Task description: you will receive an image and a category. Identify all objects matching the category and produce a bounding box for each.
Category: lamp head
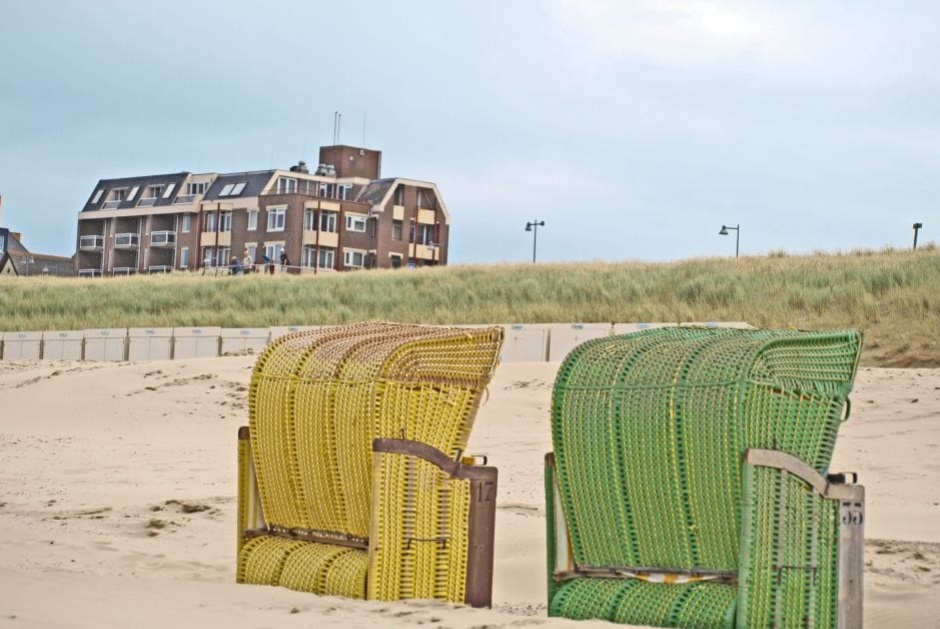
[525,223,532,232]
[914,222,923,229]
[719,226,729,235]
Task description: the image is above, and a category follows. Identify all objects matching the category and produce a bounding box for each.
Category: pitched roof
[82,173,191,212]
[203,171,275,201]
[0,231,74,276]
[5,252,73,276]
[355,178,397,205]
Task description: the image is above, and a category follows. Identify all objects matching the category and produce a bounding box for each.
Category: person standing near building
[242,248,254,274]
[280,251,291,274]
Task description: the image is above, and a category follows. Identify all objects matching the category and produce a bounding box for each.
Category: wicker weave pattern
[238,322,502,603]
[238,535,369,597]
[551,578,736,627]
[737,464,840,628]
[367,450,472,602]
[549,327,861,627]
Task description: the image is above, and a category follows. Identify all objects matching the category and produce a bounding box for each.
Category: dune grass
[2,246,938,367]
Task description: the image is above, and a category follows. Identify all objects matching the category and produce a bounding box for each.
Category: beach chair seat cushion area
[546,327,863,628]
[237,322,503,606]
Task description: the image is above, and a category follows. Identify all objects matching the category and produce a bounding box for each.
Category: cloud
[434,159,616,222]
[543,0,939,85]
[545,0,800,71]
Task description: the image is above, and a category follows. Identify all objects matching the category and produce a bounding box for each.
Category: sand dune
[0,356,937,628]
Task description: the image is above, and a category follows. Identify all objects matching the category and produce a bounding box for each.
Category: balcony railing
[173,194,196,205]
[137,197,157,208]
[78,268,102,277]
[114,233,140,248]
[150,230,176,247]
[79,235,105,251]
[148,265,173,274]
[102,200,122,210]
[113,267,137,276]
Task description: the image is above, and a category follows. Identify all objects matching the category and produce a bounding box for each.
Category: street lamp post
[525,220,545,263]
[719,224,740,258]
[913,222,924,250]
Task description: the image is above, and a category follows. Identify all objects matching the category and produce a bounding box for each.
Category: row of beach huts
[0,322,751,364]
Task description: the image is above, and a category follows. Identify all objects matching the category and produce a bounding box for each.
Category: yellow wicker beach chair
[237,322,503,606]
[545,327,865,628]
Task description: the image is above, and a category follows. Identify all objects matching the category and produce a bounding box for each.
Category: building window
[245,244,257,266]
[146,185,164,200]
[369,217,378,238]
[390,254,402,269]
[180,247,189,267]
[202,247,216,267]
[203,212,218,232]
[344,249,365,268]
[339,185,351,201]
[304,209,317,231]
[392,220,403,241]
[264,243,284,264]
[319,247,335,269]
[162,183,176,199]
[91,189,104,204]
[277,177,298,194]
[181,214,191,233]
[267,207,286,231]
[395,185,404,205]
[412,223,434,245]
[345,214,367,233]
[302,245,316,268]
[247,210,258,231]
[218,246,230,266]
[220,211,232,232]
[186,182,207,196]
[320,211,337,232]
[230,182,246,195]
[220,183,235,196]
[112,188,128,202]
[127,186,139,201]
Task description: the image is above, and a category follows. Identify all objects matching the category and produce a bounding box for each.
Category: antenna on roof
[333,111,338,144]
[362,112,366,148]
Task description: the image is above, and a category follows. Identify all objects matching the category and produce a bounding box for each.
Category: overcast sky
[1,1,936,261]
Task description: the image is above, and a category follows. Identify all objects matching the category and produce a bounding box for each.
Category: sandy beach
[1,356,938,628]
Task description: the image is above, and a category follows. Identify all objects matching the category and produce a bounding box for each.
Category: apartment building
[75,145,450,276]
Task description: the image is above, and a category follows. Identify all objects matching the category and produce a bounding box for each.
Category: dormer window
[102,188,127,209]
[146,185,164,199]
[277,177,297,194]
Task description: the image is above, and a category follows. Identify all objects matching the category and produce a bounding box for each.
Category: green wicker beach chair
[237,322,503,606]
[545,327,864,628]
